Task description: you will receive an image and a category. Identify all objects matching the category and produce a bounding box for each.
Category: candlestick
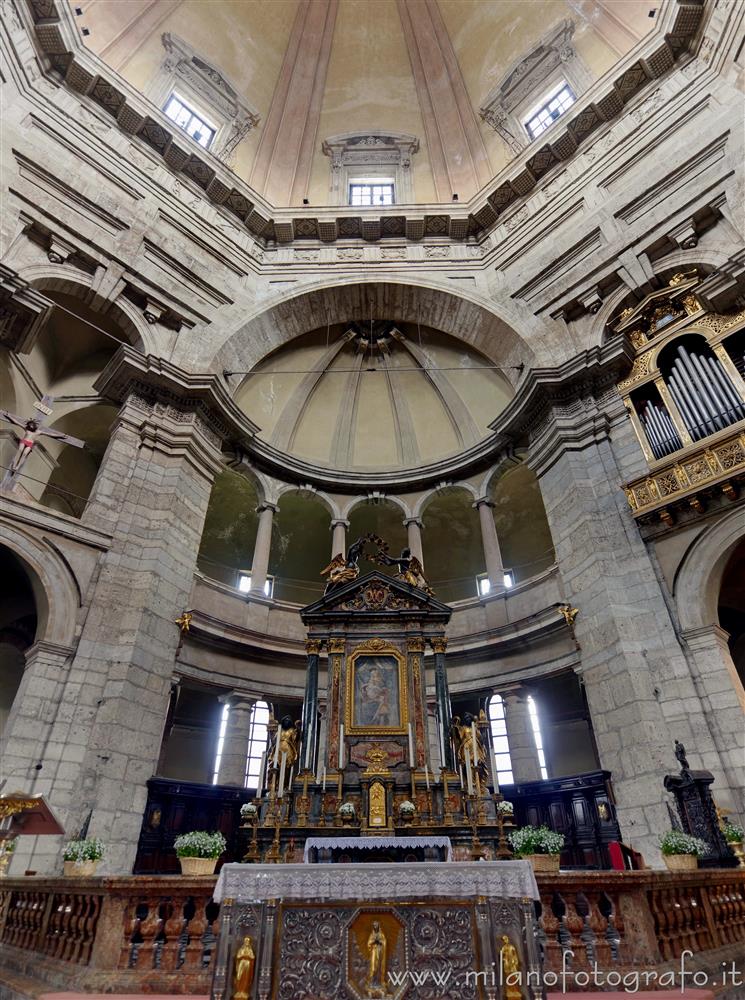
[491,745,500,794]
[471,720,478,767]
[322,766,327,792]
[273,722,281,767]
[288,765,294,789]
[278,751,287,799]
[425,765,430,791]
[257,751,267,796]
[408,723,415,768]
[339,724,345,769]
[465,747,474,796]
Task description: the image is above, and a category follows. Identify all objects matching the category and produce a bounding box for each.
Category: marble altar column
[404,517,425,566]
[330,518,348,558]
[218,693,258,786]
[475,497,506,592]
[250,503,277,595]
[502,689,543,783]
[300,639,322,773]
[430,636,454,770]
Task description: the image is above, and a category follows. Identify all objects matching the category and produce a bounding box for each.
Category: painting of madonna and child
[351,655,403,730]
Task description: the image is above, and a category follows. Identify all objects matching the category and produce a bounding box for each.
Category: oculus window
[523,82,575,140]
[164,93,216,148]
[349,180,395,206]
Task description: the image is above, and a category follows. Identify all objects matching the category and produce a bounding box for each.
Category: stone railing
[536,869,745,982]
[0,869,743,994]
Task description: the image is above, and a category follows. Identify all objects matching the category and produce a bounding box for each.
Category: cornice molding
[20,0,704,247]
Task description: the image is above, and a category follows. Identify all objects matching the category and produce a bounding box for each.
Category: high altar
[211,545,544,999]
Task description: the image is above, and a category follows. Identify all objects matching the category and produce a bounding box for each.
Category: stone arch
[675,506,745,633]
[476,452,525,500]
[0,522,78,648]
[342,493,410,520]
[419,485,484,602]
[413,481,478,519]
[275,483,340,520]
[208,279,534,383]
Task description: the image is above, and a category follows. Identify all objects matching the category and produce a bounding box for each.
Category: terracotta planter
[178,856,218,876]
[63,860,99,877]
[663,853,698,872]
[525,853,560,874]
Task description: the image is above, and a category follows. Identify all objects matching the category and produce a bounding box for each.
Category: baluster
[551,892,573,969]
[185,894,207,971]
[127,902,150,968]
[575,892,597,967]
[152,901,170,969]
[533,899,547,967]
[177,896,196,968]
[598,892,621,962]
[201,899,220,971]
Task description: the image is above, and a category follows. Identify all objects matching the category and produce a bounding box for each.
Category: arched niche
[490,463,555,583]
[718,537,745,689]
[0,546,37,739]
[270,491,331,604]
[197,469,260,589]
[421,487,484,602]
[348,499,408,576]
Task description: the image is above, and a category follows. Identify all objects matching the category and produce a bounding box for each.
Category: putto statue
[321,536,369,593]
[374,545,433,596]
[321,534,435,596]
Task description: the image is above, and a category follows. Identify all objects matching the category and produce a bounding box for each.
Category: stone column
[300,639,322,774]
[57,389,224,874]
[474,497,506,591]
[330,518,348,558]
[250,503,277,595]
[217,693,258,787]
[404,517,424,566]
[502,689,543,783]
[430,636,454,771]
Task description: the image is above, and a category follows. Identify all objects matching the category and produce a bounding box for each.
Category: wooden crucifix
[0,395,85,491]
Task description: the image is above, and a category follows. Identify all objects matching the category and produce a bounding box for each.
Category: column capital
[219,690,259,710]
[499,685,531,703]
[306,638,323,654]
[473,496,494,510]
[407,637,426,653]
[403,516,424,528]
[256,502,279,515]
[430,636,448,654]
[327,637,346,653]
[330,518,350,529]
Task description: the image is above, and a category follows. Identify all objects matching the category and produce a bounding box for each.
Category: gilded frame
[345,639,408,734]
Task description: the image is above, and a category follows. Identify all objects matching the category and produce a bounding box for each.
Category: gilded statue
[499,935,522,1000]
[451,713,489,784]
[271,716,301,769]
[375,546,434,596]
[365,920,388,994]
[232,935,256,1000]
[321,536,368,593]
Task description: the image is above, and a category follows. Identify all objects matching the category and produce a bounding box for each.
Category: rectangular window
[163,93,216,149]
[524,82,575,140]
[488,694,515,785]
[237,572,274,598]
[349,181,395,206]
[477,570,515,596]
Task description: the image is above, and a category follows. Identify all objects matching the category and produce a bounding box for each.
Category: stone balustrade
[0,870,743,995]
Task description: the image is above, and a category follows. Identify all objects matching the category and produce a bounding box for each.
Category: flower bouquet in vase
[173,831,226,875]
[508,825,564,874]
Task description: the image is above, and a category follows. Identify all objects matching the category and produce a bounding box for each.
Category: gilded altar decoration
[174,611,193,632]
[363,748,391,775]
[305,638,322,654]
[368,780,387,827]
[365,920,388,994]
[500,934,523,1000]
[346,640,408,734]
[321,536,369,592]
[372,544,434,596]
[0,795,40,820]
[232,935,255,999]
[556,603,579,626]
[451,714,489,785]
[430,636,448,654]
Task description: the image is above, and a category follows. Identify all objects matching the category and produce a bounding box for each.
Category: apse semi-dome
[234,323,513,472]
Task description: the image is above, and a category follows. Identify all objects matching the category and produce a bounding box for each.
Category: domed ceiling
[74,0,654,206]
[235,322,512,471]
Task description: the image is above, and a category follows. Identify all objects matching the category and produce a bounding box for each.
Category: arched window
[527,695,549,780]
[487,694,514,785]
[212,700,271,788]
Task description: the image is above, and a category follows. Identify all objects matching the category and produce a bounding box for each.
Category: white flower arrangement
[508,824,564,856]
[722,822,744,844]
[496,801,514,816]
[173,831,226,859]
[63,838,105,863]
[240,802,258,820]
[338,802,356,817]
[659,830,709,857]
[399,800,416,815]
[0,838,17,855]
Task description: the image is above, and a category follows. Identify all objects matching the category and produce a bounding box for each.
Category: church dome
[234,322,512,472]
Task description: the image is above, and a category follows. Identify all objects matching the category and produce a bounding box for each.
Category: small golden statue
[500,934,523,1000]
[232,935,255,1000]
[174,611,192,632]
[365,920,388,996]
[556,603,579,627]
[451,713,489,785]
[277,716,301,768]
[321,536,368,592]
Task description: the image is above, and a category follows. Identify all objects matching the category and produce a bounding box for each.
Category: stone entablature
[21,0,703,246]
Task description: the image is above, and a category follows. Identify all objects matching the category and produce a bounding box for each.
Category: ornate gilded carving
[362,748,391,776]
[305,638,322,654]
[430,636,448,654]
[499,935,523,1000]
[406,637,426,653]
[556,604,579,626]
[616,350,652,391]
[174,611,192,632]
[368,780,387,828]
[696,308,745,335]
[327,637,346,653]
[232,935,256,1000]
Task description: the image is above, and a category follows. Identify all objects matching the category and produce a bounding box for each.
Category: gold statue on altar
[451,712,489,784]
[321,537,369,592]
[232,935,256,999]
[500,935,523,1000]
[365,920,388,995]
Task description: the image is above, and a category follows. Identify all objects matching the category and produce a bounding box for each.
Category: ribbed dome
[235,323,512,471]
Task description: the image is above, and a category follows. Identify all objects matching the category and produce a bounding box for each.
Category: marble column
[404,517,424,566]
[217,693,258,787]
[250,503,277,595]
[300,639,322,774]
[475,497,506,592]
[330,518,348,558]
[430,636,453,771]
[502,689,543,783]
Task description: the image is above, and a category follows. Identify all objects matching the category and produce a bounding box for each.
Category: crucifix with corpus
[0,396,85,491]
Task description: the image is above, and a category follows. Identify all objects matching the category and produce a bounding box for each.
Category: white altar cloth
[302,834,453,862]
[213,860,539,903]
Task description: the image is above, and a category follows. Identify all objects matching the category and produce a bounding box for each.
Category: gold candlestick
[441,769,454,826]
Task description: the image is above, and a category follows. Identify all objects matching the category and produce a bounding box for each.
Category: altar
[302,833,454,863]
[211,860,543,1000]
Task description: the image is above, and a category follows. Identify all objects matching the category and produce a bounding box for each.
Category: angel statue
[321,536,368,593]
[376,546,434,596]
[451,712,489,785]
